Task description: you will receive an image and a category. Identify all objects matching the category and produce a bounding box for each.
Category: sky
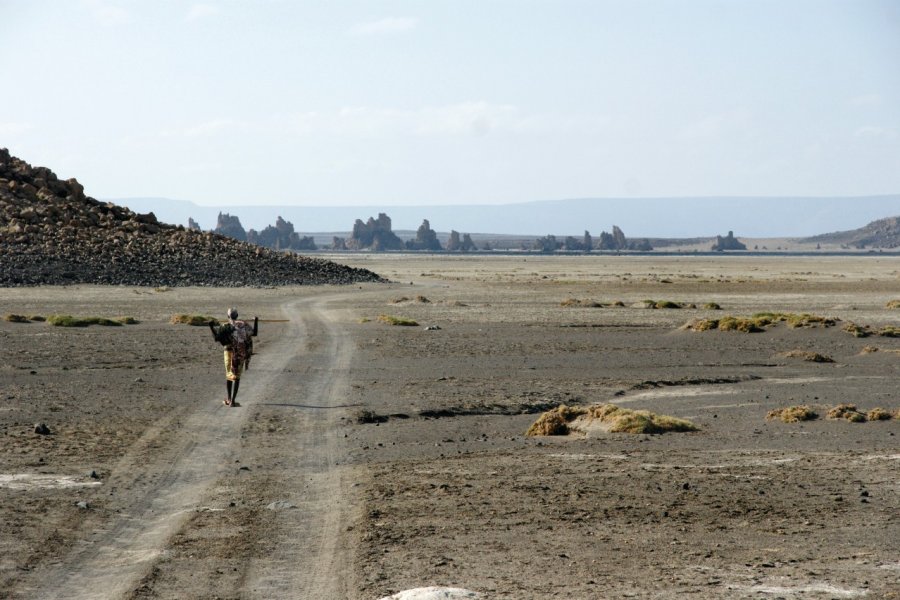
[1,0,899,207]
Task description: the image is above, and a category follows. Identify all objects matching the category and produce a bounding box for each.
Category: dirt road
[11,296,357,600]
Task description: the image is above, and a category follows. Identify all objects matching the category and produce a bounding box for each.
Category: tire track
[240,297,356,599]
[18,301,307,600]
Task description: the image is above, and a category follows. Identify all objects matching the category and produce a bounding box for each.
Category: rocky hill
[802,215,900,249]
[0,149,383,286]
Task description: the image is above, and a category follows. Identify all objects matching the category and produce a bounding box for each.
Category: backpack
[213,323,234,346]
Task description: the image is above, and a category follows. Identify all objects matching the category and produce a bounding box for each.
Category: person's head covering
[227,307,238,320]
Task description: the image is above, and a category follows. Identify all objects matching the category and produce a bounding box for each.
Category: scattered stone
[424,325,442,331]
[34,423,50,435]
[76,501,90,510]
[266,500,297,511]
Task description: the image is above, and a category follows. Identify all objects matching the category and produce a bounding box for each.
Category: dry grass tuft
[844,322,900,338]
[560,298,602,308]
[886,299,900,309]
[826,404,866,422]
[778,350,834,363]
[4,314,29,323]
[377,314,419,326]
[390,296,410,304]
[415,295,431,303]
[170,314,219,326]
[116,316,139,325]
[753,312,838,328]
[843,322,871,338]
[867,407,893,421]
[717,316,764,333]
[48,315,123,327]
[642,299,682,309]
[766,406,818,423]
[703,302,722,310]
[527,403,698,436]
[682,318,720,332]
[525,405,585,436]
[28,315,46,322]
[860,345,879,354]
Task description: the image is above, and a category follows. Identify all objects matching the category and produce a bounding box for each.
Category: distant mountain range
[108,196,900,239]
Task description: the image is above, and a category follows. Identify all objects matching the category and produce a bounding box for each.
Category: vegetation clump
[766,406,818,423]
[685,312,837,333]
[826,404,866,422]
[867,407,893,421]
[843,322,871,338]
[525,405,584,436]
[526,403,699,436]
[843,322,900,338]
[4,314,29,323]
[752,312,838,328]
[641,299,683,309]
[48,315,123,327]
[886,300,900,309]
[170,314,219,326]
[560,298,602,308]
[377,314,419,326]
[28,315,46,322]
[703,302,722,310]
[778,350,835,363]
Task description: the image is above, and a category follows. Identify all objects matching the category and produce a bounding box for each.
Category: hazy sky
[1,0,898,206]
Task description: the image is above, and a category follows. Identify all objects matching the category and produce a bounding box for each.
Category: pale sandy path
[18,295,357,600]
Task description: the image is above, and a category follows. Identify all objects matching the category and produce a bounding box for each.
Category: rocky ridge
[0,149,383,286]
[802,215,900,249]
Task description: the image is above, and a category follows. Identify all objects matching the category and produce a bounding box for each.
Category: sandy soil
[1,255,898,599]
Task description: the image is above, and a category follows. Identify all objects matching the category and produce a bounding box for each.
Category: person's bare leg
[230,380,241,406]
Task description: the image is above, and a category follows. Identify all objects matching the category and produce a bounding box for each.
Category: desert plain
[1,254,898,600]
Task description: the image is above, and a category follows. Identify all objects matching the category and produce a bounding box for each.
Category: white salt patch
[766,377,833,385]
[623,388,740,402]
[0,473,102,490]
[745,583,868,597]
[550,453,630,460]
[378,588,480,600]
[861,454,900,461]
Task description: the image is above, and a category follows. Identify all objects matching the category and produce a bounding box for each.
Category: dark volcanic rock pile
[0,149,383,286]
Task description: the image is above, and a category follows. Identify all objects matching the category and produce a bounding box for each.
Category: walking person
[209,307,258,407]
